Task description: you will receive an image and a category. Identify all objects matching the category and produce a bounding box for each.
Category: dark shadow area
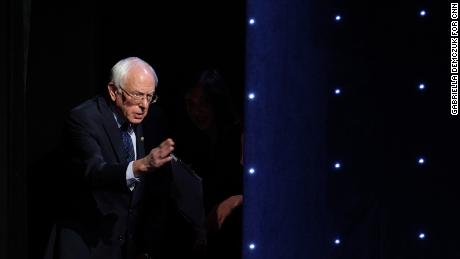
[26,1,246,258]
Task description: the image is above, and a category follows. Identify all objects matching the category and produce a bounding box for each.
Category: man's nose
[138,98,149,108]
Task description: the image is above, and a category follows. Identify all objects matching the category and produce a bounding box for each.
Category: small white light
[248,93,255,100]
[334,88,341,95]
[335,15,341,21]
[249,168,255,174]
[419,83,425,90]
[418,158,425,164]
[249,243,256,250]
[420,10,426,16]
[334,162,341,169]
[249,18,256,25]
[419,233,426,239]
[334,238,341,245]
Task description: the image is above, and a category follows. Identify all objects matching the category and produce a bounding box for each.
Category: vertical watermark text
[451,3,458,115]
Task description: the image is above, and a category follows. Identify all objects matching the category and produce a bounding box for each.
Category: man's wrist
[133,159,146,177]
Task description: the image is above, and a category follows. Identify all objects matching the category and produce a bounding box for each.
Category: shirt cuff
[126,161,140,191]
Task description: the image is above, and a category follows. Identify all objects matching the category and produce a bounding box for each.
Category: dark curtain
[0,0,31,258]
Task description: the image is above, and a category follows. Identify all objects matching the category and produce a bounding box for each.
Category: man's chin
[129,117,144,124]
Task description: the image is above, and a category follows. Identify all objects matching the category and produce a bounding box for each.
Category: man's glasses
[118,87,158,104]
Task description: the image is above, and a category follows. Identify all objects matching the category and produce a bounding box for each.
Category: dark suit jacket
[44,95,146,259]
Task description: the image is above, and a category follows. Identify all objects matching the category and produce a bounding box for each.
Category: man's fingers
[158,138,175,157]
[159,138,175,149]
[156,147,174,159]
[151,146,173,164]
[160,155,172,163]
[144,139,175,171]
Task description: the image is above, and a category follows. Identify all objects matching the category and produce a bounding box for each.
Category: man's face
[109,65,156,124]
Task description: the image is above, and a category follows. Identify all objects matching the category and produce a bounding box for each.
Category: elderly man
[45,57,174,259]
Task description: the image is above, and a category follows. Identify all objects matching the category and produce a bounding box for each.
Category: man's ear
[108,82,118,101]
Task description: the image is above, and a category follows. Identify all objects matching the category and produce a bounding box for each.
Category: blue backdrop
[243,1,456,258]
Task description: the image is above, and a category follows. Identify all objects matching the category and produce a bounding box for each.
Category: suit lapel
[135,125,145,158]
[97,96,125,163]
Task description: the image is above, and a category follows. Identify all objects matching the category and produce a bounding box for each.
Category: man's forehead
[124,71,155,89]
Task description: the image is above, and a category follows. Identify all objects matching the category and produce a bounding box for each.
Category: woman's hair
[191,69,240,128]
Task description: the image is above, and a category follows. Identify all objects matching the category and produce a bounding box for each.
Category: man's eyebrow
[134,90,155,95]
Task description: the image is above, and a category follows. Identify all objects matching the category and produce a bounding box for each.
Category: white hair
[110,57,158,88]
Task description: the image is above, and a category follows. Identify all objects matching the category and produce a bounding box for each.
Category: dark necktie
[121,123,135,162]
